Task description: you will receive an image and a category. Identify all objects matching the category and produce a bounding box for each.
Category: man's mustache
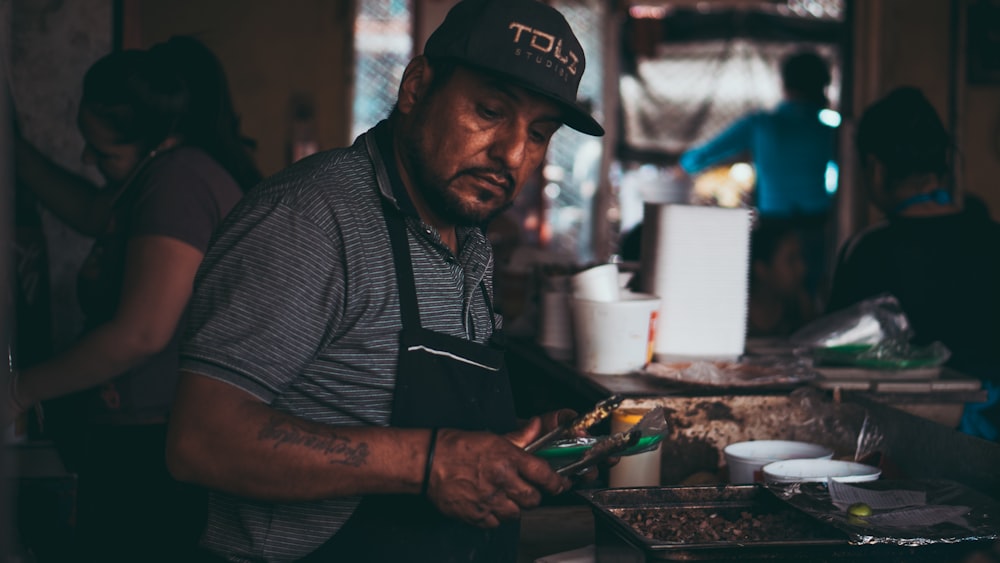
[460,168,515,195]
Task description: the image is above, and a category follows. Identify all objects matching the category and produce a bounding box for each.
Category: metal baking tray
[577,485,993,562]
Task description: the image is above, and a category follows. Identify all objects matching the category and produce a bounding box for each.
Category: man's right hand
[425,426,571,529]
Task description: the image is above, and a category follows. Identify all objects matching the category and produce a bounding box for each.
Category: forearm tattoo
[257,415,369,467]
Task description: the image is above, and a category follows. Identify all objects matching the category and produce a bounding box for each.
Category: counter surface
[506,337,986,429]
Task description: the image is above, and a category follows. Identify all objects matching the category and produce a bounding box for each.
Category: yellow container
[609,408,661,487]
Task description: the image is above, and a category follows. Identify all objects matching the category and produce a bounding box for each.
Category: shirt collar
[777,99,822,114]
[367,119,419,217]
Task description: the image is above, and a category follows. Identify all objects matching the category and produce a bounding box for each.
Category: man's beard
[412,160,516,227]
[400,111,515,227]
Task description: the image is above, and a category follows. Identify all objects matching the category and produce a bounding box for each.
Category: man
[827,87,1000,441]
[165,0,604,561]
[679,50,838,296]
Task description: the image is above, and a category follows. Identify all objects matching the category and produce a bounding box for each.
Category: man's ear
[397,56,434,116]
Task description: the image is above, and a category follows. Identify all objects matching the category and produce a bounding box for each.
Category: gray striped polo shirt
[179,121,499,562]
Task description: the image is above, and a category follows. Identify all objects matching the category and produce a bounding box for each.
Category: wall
[7,0,111,350]
[848,0,1000,229]
[963,86,1000,217]
[874,0,953,115]
[959,0,1000,218]
[128,0,355,176]
[415,0,457,54]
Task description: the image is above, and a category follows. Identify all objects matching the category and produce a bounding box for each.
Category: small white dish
[762,458,881,484]
[723,440,834,484]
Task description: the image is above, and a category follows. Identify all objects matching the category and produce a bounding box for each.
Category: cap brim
[511,76,605,137]
[558,101,605,137]
[443,59,605,137]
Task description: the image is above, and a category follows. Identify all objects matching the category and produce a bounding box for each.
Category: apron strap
[383,199,500,342]
[382,201,422,332]
[481,283,500,342]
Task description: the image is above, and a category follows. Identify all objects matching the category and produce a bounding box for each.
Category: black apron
[300,203,520,562]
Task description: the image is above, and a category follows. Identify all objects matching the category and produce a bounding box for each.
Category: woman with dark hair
[828,87,1000,441]
[10,38,254,560]
[150,35,262,191]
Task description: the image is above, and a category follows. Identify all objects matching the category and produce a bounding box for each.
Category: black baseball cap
[423,0,604,137]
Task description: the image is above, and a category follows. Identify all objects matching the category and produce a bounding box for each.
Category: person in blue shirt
[679,51,838,297]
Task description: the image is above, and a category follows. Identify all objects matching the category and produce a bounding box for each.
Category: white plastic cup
[723,440,834,484]
[609,408,661,488]
[571,263,620,302]
[570,292,660,375]
[618,271,635,290]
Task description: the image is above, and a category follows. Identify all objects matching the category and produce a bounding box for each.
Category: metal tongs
[556,428,641,476]
[523,394,624,454]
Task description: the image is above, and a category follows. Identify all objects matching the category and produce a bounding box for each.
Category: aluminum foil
[767,479,1000,546]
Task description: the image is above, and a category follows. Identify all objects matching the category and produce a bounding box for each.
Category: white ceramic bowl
[723,440,834,484]
[762,459,882,484]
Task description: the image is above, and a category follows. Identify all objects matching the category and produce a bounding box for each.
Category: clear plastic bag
[642,356,819,388]
[790,294,951,369]
[622,406,669,455]
[791,293,911,348]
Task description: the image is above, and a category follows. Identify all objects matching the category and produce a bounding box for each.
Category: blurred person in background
[827,86,1000,442]
[679,50,838,301]
[9,36,256,561]
[747,220,815,338]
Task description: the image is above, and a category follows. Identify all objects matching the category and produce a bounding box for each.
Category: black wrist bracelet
[420,428,439,497]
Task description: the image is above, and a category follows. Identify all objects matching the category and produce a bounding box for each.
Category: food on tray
[616,507,834,543]
[523,394,624,454]
[570,394,624,434]
[556,429,640,476]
